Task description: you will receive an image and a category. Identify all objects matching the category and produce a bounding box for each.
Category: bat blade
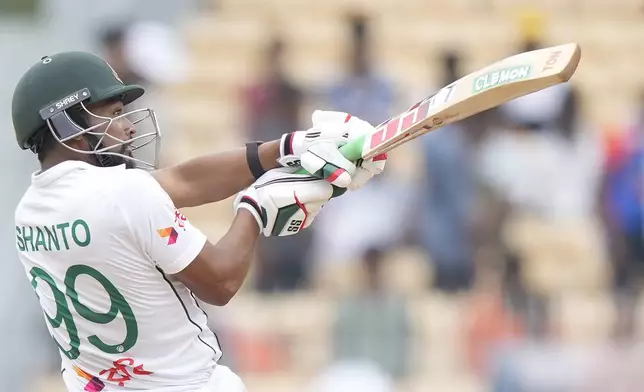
[342,42,582,161]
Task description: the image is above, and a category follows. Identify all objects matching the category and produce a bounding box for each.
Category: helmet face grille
[44,102,162,170]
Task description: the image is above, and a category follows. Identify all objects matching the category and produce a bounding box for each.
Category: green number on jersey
[30,265,138,359]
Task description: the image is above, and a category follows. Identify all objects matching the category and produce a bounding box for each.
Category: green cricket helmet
[11,51,161,169]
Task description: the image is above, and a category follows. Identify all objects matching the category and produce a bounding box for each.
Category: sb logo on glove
[234,168,334,237]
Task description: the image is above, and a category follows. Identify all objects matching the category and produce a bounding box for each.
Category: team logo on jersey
[73,366,105,392]
[157,227,179,245]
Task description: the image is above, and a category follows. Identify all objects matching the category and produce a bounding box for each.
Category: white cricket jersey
[14,160,222,391]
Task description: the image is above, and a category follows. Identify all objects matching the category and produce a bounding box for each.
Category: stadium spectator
[242,37,303,142]
[326,14,395,126]
[307,360,396,392]
[489,300,589,392]
[311,15,410,267]
[600,91,644,325]
[331,247,412,380]
[99,22,148,87]
[241,36,310,292]
[414,49,479,292]
[464,247,526,378]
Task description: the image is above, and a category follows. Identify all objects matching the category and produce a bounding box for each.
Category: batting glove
[278,110,388,191]
[233,167,334,237]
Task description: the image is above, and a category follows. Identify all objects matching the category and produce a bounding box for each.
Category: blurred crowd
[6,1,644,392]
[233,13,644,392]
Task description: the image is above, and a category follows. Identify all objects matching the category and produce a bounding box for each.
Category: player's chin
[117,146,136,169]
[124,151,136,169]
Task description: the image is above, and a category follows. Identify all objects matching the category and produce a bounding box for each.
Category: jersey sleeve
[117,169,207,274]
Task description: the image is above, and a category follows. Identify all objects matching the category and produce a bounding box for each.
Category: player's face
[85,100,137,168]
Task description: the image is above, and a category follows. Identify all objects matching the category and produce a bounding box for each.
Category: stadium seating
[159,1,644,390]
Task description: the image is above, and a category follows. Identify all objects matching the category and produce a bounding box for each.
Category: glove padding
[234,167,334,237]
[278,110,388,191]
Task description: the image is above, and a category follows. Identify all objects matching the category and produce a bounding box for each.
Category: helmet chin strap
[83,133,121,167]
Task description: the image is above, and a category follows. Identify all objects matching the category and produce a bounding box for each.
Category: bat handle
[294,136,365,175]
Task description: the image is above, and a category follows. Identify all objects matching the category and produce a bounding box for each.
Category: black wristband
[246,141,266,180]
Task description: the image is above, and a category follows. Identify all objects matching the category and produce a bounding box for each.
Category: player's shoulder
[108,167,164,197]
[85,167,171,226]
[14,191,32,222]
[114,166,155,183]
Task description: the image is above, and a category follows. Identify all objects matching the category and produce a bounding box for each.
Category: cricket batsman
[11,51,386,391]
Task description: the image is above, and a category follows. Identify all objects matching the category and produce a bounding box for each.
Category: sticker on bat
[472,65,532,94]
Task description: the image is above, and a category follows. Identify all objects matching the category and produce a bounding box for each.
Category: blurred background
[2,0,644,391]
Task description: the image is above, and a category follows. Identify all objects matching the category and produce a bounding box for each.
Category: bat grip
[294,136,365,175]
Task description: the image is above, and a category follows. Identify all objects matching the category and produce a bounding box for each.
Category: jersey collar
[31,160,99,187]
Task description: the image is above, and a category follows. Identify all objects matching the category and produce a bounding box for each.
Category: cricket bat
[303,42,581,165]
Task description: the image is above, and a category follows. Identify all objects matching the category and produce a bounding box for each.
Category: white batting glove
[311,110,388,191]
[278,110,388,191]
[233,167,334,237]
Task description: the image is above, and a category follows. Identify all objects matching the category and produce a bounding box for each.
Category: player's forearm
[154,140,281,208]
[207,211,259,305]
[182,211,260,306]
